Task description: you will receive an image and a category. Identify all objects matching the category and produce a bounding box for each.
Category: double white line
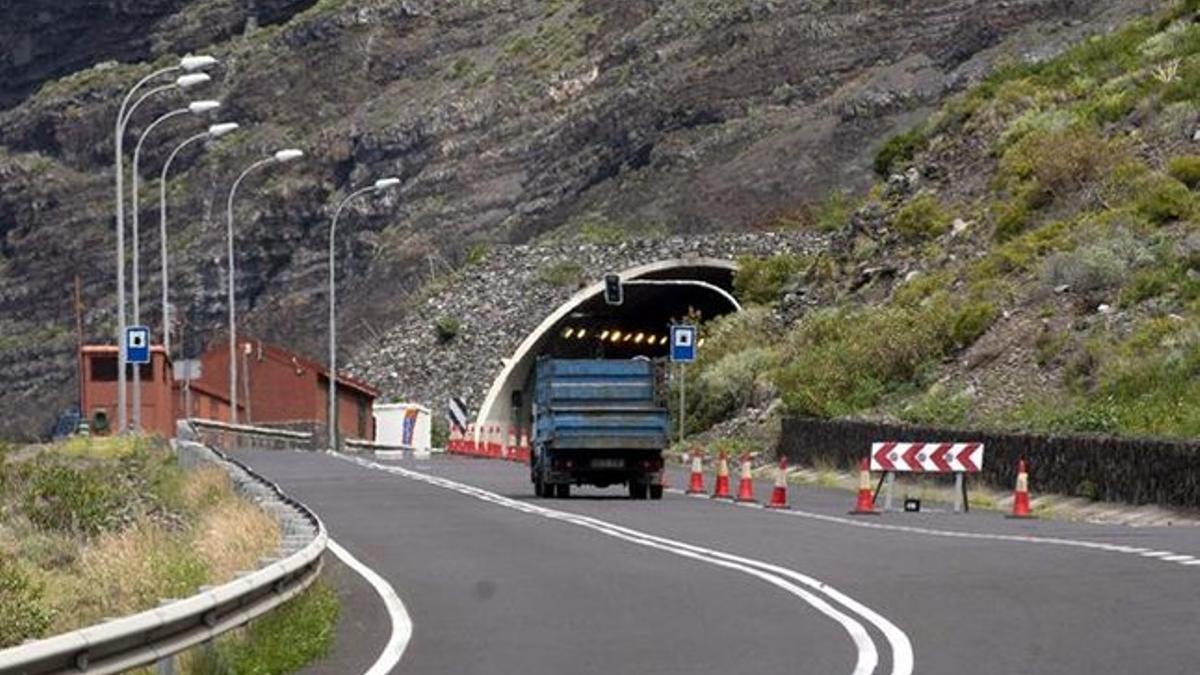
[338,454,914,675]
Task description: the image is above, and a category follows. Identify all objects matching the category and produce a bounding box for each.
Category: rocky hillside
[0,0,1158,438]
[676,0,1200,450]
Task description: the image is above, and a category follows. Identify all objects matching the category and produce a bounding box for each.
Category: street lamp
[128,99,220,430]
[113,55,216,433]
[158,122,240,359]
[327,177,401,450]
[225,149,304,423]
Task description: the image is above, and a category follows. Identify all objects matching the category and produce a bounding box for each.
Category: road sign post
[124,326,150,432]
[670,325,697,444]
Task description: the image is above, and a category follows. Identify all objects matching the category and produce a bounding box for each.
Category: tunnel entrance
[540,280,738,360]
[475,259,741,438]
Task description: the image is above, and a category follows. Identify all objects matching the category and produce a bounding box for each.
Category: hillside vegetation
[0,437,336,674]
[687,0,1200,443]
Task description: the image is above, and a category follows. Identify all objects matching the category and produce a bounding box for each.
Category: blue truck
[530,357,669,500]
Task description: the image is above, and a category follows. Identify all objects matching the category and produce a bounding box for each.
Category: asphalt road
[230,450,1200,675]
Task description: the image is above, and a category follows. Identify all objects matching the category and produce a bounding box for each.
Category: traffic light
[604,273,622,306]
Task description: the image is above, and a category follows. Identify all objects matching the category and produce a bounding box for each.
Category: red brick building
[80,345,178,438]
[79,338,377,441]
[190,337,378,441]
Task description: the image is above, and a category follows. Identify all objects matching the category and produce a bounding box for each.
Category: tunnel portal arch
[474,257,741,440]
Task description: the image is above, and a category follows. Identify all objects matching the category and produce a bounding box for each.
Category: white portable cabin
[374,403,432,454]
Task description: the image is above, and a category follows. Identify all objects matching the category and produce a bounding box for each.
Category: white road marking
[336,454,913,675]
[328,539,413,675]
[667,487,1200,569]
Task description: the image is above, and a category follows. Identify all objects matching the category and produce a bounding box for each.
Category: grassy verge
[184,581,340,675]
[1,435,340,672]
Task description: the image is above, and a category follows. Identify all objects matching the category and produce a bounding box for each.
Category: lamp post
[158,122,240,359]
[225,149,304,423]
[327,177,400,451]
[113,55,215,433]
[129,99,220,429]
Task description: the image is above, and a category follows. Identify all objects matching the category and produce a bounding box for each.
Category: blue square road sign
[670,324,697,363]
[126,326,150,364]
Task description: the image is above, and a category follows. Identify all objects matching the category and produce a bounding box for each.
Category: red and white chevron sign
[870,442,984,473]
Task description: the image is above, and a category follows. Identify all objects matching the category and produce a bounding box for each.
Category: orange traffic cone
[849,458,879,515]
[766,457,789,509]
[712,452,733,500]
[686,451,706,494]
[736,454,756,503]
[1007,458,1035,519]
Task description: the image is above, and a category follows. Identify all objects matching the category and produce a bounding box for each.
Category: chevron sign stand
[870,442,985,514]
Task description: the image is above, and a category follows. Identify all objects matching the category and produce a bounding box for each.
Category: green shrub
[207,582,340,675]
[896,386,972,427]
[812,190,859,232]
[431,416,449,449]
[0,557,52,648]
[774,296,992,418]
[446,57,475,80]
[537,261,584,287]
[434,317,460,343]
[690,347,776,429]
[22,461,122,536]
[1039,230,1152,292]
[1167,155,1200,188]
[991,197,1031,242]
[948,300,998,347]
[893,193,951,241]
[733,254,808,305]
[874,126,927,176]
[998,127,1127,199]
[1134,175,1193,223]
[464,243,488,265]
[1119,265,1177,306]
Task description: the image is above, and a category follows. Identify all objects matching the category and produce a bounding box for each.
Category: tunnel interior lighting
[623,333,633,342]
[634,333,645,344]
[600,330,610,340]
[577,329,587,339]
[610,331,622,342]
[563,327,574,339]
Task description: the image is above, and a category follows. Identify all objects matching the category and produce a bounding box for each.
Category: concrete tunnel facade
[474,258,742,443]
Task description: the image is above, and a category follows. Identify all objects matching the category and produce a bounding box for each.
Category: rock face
[0,0,1158,438]
[0,0,317,110]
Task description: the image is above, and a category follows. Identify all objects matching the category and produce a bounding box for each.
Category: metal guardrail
[0,422,327,675]
[188,417,317,452]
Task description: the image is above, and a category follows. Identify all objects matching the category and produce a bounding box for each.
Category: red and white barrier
[870,442,983,473]
[870,441,985,513]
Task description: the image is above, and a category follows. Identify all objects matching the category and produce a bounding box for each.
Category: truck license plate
[591,458,623,469]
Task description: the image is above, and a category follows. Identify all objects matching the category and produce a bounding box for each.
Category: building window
[90,356,155,382]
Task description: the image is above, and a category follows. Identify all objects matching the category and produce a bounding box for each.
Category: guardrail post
[156,654,175,675]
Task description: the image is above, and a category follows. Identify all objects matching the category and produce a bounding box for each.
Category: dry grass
[45,520,207,631]
[194,500,281,582]
[181,466,236,512]
[10,456,282,635]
